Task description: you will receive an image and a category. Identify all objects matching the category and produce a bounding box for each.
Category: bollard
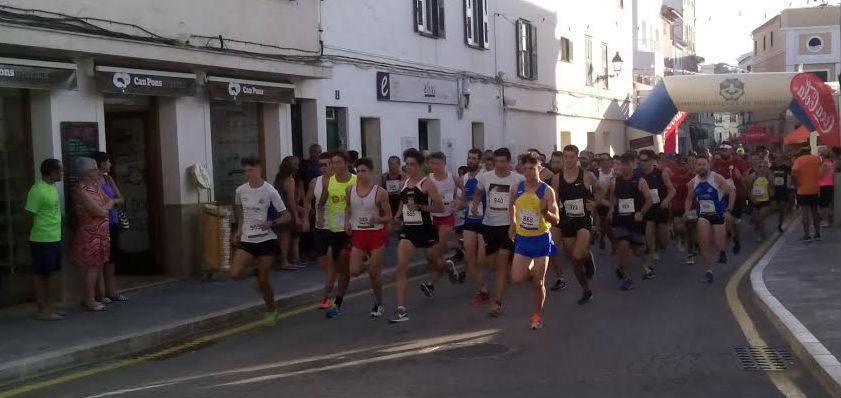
[834,173,841,227]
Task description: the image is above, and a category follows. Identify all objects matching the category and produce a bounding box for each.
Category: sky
[695,0,835,65]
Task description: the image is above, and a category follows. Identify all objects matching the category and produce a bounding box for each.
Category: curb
[749,215,841,398]
[0,259,434,389]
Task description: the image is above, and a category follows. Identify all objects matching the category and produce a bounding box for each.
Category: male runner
[747,159,774,241]
[382,155,405,219]
[316,151,357,318]
[510,152,560,329]
[461,149,489,304]
[302,152,335,309]
[389,149,444,323]
[686,155,735,283]
[552,145,599,305]
[595,153,616,251]
[607,153,653,291]
[792,147,822,242]
[231,156,290,326]
[712,142,749,258]
[546,151,569,291]
[638,149,676,276]
[770,153,792,232]
[345,158,392,317]
[428,152,464,289]
[472,148,524,317]
[670,154,696,265]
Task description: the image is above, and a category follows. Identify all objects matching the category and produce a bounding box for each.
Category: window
[754,40,757,55]
[601,43,609,89]
[414,0,446,38]
[464,0,489,49]
[809,71,829,82]
[560,131,571,148]
[585,35,593,86]
[807,36,824,52]
[586,132,596,152]
[763,35,766,51]
[770,31,773,47]
[560,37,573,62]
[516,19,538,80]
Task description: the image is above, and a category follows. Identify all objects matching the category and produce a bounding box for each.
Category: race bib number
[618,198,635,215]
[649,189,660,204]
[519,209,540,230]
[774,177,784,186]
[356,214,373,229]
[243,209,268,240]
[488,190,510,211]
[386,180,401,194]
[442,199,453,214]
[752,185,766,198]
[685,209,698,220]
[699,200,716,215]
[402,206,423,225]
[563,199,585,217]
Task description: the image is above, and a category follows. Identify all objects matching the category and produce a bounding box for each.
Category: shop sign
[629,135,655,150]
[0,61,77,90]
[376,72,458,105]
[95,66,196,96]
[207,77,295,103]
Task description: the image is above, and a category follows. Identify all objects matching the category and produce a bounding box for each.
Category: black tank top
[400,177,432,227]
[557,169,593,219]
[642,168,666,203]
[614,175,643,225]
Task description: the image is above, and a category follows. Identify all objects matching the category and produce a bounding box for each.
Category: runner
[316,151,357,318]
[595,152,616,252]
[302,152,335,309]
[428,152,463,290]
[673,153,698,265]
[230,156,290,326]
[546,150,569,291]
[792,147,822,242]
[510,152,560,329]
[345,158,392,317]
[461,149,489,304]
[607,152,653,291]
[381,155,405,219]
[638,149,676,276]
[389,149,444,323]
[472,148,524,317]
[747,159,774,241]
[770,153,792,232]
[685,155,735,283]
[712,141,749,258]
[818,148,835,227]
[551,145,599,305]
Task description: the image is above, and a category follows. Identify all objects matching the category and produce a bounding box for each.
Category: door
[326,107,348,151]
[360,118,382,177]
[471,122,485,150]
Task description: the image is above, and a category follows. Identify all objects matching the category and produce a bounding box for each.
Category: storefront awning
[95,66,197,96]
[0,57,77,90]
[207,76,295,103]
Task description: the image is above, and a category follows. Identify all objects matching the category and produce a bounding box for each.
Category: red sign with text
[663,112,687,154]
[790,73,840,147]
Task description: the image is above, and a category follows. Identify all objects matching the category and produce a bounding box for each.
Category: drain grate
[733,346,794,371]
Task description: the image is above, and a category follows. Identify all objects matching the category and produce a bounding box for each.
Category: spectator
[25,159,64,320]
[93,152,128,303]
[273,156,304,270]
[792,147,822,241]
[818,148,835,227]
[301,144,323,187]
[72,157,114,312]
[348,150,360,174]
[832,146,841,173]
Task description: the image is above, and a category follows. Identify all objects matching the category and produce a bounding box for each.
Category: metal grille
[733,346,794,371]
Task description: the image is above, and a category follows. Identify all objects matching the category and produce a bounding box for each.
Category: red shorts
[351,229,388,251]
[432,215,456,228]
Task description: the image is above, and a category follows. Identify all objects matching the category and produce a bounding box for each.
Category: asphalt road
[6,225,832,398]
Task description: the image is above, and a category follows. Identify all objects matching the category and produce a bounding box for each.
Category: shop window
[0,88,33,275]
[210,102,260,205]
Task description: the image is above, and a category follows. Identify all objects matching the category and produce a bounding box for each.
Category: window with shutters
[560,37,573,63]
[464,0,489,49]
[585,35,593,86]
[414,0,446,38]
[601,42,609,89]
[516,19,538,80]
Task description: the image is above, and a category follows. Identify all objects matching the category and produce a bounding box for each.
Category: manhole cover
[733,346,794,371]
[436,343,509,359]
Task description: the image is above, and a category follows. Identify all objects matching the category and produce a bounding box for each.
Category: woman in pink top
[73,157,114,312]
[818,148,835,227]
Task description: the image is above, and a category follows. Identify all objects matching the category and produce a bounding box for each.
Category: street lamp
[596,52,623,83]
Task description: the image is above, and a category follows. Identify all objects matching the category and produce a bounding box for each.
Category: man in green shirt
[25,159,63,320]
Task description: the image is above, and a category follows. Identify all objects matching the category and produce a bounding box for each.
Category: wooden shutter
[465,0,475,45]
[415,0,425,32]
[481,0,490,48]
[436,0,446,37]
[516,20,524,77]
[529,24,538,79]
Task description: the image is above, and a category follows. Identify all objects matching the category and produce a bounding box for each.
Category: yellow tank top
[752,176,770,202]
[514,181,551,236]
[327,174,357,232]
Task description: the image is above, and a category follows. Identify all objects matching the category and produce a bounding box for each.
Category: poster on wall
[60,122,99,215]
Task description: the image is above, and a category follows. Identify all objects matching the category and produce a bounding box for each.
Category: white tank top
[431,172,456,217]
[597,168,614,189]
[349,184,383,230]
[313,176,326,229]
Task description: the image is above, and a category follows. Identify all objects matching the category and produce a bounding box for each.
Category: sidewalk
[0,240,432,388]
[751,219,841,397]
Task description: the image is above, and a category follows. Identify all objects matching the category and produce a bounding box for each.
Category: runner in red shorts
[426,151,464,296]
[345,158,392,317]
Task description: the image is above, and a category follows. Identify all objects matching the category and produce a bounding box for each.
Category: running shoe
[802,235,812,243]
[642,268,656,280]
[733,240,741,255]
[677,240,686,253]
[446,260,458,284]
[262,311,280,327]
[318,296,331,310]
[370,304,384,318]
[388,306,409,323]
[471,291,491,305]
[550,278,568,291]
[718,251,728,264]
[584,251,596,280]
[686,253,695,266]
[325,303,341,319]
[420,282,435,297]
[615,268,624,280]
[530,314,544,330]
[821,221,831,228]
[577,290,593,305]
[699,271,714,284]
[814,234,822,242]
[488,302,503,317]
[620,278,634,291]
[652,251,662,264]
